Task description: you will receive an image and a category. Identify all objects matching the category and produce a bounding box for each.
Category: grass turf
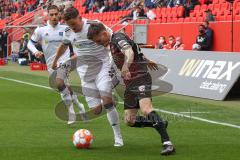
[0,63,240,160]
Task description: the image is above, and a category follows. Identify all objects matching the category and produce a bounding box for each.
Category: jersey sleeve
[62,27,72,45]
[31,27,42,43]
[113,33,132,53]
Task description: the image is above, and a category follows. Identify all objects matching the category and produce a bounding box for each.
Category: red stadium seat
[214,4,221,12]
[166,8,172,18]
[212,0,219,4]
[208,4,214,11]
[235,15,240,20]
[167,17,173,22]
[200,4,208,12]
[191,17,197,22]
[219,0,226,3]
[221,3,230,11]
[197,17,204,22]
[162,17,167,23]
[177,6,184,17]
[161,8,167,18]
[178,18,184,22]
[190,12,196,17]
[194,5,201,12]
[172,17,178,22]
[184,17,191,22]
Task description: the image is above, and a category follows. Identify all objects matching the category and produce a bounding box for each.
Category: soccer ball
[73,129,93,149]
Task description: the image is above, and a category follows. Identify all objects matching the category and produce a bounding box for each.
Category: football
[73,129,93,149]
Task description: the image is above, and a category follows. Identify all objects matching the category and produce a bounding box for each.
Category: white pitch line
[179,112,210,114]
[1,76,240,129]
[155,109,240,129]
[0,76,52,90]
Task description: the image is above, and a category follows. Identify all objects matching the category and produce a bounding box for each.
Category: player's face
[48,9,60,25]
[66,17,83,33]
[92,31,110,47]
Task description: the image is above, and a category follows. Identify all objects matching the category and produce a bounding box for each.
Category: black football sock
[147,111,170,143]
[131,116,154,128]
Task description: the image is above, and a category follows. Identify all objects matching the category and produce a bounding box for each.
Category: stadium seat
[166,8,172,18]
[191,17,197,22]
[235,15,240,20]
[197,17,204,22]
[208,4,214,11]
[161,8,167,18]
[162,17,167,23]
[178,18,184,22]
[177,6,184,17]
[214,4,221,12]
[221,3,230,11]
[200,4,208,12]
[184,17,191,22]
[172,17,178,22]
[213,0,219,4]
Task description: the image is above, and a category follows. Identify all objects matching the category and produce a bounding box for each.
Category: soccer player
[87,23,176,155]
[27,5,86,124]
[51,7,123,147]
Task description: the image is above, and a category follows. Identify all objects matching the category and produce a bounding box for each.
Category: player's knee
[101,96,113,105]
[56,78,65,90]
[91,105,103,115]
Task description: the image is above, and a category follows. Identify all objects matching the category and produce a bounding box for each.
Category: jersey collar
[47,21,60,29]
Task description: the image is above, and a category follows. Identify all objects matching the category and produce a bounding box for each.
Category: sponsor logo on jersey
[59,32,63,36]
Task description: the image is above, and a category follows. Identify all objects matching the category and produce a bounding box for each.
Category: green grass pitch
[0,63,240,160]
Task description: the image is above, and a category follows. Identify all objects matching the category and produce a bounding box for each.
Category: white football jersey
[30,21,70,69]
[63,19,112,61]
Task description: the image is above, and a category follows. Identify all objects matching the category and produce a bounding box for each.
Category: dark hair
[169,35,175,39]
[47,5,59,12]
[204,20,209,25]
[87,23,106,40]
[64,7,79,21]
[199,24,205,28]
[159,36,165,39]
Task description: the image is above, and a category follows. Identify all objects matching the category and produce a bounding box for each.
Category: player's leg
[67,86,86,114]
[56,77,76,124]
[138,98,175,155]
[95,64,123,147]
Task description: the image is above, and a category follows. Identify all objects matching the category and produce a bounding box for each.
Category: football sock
[132,111,170,143]
[131,116,154,127]
[104,103,122,140]
[60,87,75,117]
[71,94,86,114]
[148,111,170,143]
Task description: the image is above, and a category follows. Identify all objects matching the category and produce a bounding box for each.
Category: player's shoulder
[112,32,128,42]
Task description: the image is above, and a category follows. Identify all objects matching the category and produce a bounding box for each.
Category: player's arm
[27,27,43,58]
[52,43,68,70]
[121,45,134,80]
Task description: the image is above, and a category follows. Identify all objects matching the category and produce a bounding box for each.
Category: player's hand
[121,64,131,80]
[52,61,57,70]
[34,51,44,59]
[146,59,159,71]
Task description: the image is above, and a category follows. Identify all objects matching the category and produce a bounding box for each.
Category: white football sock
[60,87,76,121]
[106,106,123,144]
[71,94,86,114]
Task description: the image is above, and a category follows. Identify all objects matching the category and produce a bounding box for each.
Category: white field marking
[1,76,240,129]
[0,76,52,90]
[179,112,210,114]
[155,108,240,129]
